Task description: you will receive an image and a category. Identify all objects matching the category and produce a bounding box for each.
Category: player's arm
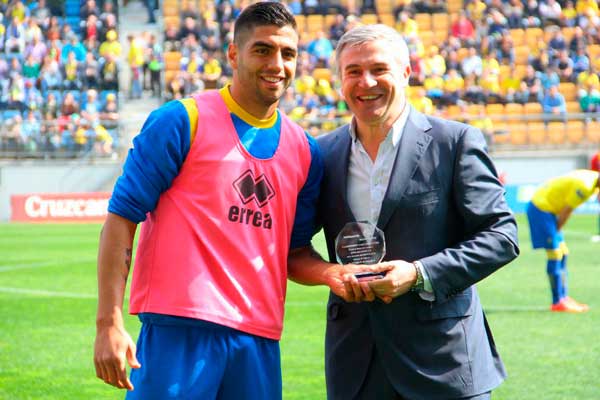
[107,99,194,223]
[288,246,360,302]
[288,246,390,302]
[94,213,140,390]
[94,99,193,389]
[556,206,573,231]
[561,176,599,231]
[285,134,360,300]
[286,134,386,302]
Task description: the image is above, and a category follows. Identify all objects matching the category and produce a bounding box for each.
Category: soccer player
[526,169,600,313]
[590,151,600,242]
[92,3,373,398]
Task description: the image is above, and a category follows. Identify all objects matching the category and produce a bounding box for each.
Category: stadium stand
[154,0,600,150]
[3,0,600,156]
[0,0,121,158]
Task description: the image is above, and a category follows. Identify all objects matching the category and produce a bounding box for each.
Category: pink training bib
[129,90,311,340]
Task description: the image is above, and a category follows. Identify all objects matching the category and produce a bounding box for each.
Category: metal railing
[1,110,598,159]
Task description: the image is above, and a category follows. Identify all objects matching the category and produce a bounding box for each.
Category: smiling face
[228,24,298,119]
[339,39,411,130]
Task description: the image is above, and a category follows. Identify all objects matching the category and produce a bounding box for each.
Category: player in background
[590,151,600,242]
[526,170,600,313]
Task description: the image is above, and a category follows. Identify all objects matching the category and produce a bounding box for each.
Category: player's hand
[94,324,141,390]
[367,260,417,304]
[326,264,391,303]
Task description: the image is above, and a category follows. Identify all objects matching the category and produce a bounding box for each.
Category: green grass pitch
[1,214,599,399]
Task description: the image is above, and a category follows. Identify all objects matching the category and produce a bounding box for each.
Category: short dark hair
[233,1,297,45]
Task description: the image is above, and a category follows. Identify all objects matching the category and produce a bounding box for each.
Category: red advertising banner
[10,192,111,222]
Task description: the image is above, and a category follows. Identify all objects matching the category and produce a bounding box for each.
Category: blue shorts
[125,314,282,400]
[526,202,564,249]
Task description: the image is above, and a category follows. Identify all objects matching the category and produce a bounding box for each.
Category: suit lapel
[377,109,432,230]
[327,126,356,222]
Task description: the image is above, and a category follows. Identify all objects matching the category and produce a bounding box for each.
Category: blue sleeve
[558,95,567,112]
[290,133,324,249]
[108,100,191,223]
[542,96,552,113]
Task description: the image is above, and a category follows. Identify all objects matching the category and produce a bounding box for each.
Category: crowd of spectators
[3,0,600,156]
[0,0,120,156]
[160,0,600,136]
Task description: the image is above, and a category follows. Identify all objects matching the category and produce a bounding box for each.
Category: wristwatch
[412,261,424,291]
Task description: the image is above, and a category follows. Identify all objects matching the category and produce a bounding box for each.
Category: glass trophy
[335,221,386,265]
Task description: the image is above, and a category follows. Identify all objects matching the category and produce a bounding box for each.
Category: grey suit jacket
[317,108,519,400]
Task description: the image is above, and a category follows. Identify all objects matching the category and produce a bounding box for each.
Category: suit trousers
[356,349,492,400]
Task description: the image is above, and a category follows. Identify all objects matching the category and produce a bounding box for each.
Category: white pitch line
[0,287,554,312]
[562,229,600,239]
[0,286,96,299]
[0,286,325,305]
[0,287,325,305]
[0,258,94,273]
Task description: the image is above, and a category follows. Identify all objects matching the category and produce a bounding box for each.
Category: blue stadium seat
[65,2,79,16]
[1,53,24,64]
[2,110,22,120]
[65,16,81,34]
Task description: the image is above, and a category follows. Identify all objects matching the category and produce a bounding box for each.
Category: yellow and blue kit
[527,169,598,249]
[110,88,323,400]
[526,169,599,304]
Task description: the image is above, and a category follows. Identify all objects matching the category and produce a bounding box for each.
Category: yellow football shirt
[531,170,599,214]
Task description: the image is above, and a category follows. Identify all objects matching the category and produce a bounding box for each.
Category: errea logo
[228,170,274,229]
[233,170,275,208]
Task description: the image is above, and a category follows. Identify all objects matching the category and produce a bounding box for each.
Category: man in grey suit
[288,24,519,399]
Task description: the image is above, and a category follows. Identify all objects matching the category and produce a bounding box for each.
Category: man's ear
[228,42,238,69]
[401,64,412,87]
